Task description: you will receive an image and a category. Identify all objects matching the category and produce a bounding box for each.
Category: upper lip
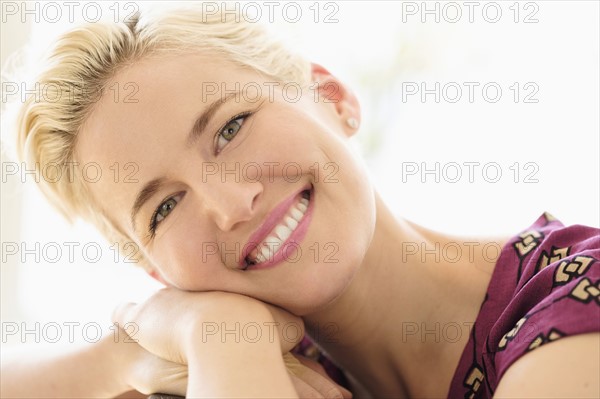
[238,184,311,268]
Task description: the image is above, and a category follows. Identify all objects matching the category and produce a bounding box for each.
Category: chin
[281,209,375,316]
[277,254,365,317]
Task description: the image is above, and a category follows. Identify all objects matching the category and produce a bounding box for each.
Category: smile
[240,186,313,270]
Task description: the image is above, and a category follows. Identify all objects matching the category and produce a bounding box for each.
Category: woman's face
[76,53,376,315]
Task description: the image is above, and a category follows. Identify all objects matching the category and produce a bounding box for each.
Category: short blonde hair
[9,4,311,269]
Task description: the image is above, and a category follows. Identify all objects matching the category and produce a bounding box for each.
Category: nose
[202,178,262,232]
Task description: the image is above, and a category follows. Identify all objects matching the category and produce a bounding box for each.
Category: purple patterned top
[447,212,600,398]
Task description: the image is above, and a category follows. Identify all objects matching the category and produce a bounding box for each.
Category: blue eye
[215,113,250,153]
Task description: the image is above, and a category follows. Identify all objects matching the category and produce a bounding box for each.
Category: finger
[128,352,188,397]
[295,356,353,399]
[294,367,345,399]
[150,363,187,397]
[289,373,324,399]
[340,384,353,399]
[285,354,345,399]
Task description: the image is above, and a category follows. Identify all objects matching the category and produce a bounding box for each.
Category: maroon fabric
[291,336,350,389]
[447,212,600,398]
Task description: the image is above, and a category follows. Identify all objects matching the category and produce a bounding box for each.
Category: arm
[494,333,600,398]
[1,329,188,399]
[184,303,297,398]
[0,334,129,399]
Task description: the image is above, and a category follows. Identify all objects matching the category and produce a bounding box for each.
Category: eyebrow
[130,91,240,232]
[186,91,240,146]
[130,177,166,231]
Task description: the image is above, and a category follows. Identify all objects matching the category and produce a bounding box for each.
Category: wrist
[182,295,280,362]
[97,332,134,395]
[185,332,295,398]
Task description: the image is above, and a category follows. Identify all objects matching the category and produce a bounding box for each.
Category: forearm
[183,303,298,398]
[187,340,297,398]
[0,334,129,399]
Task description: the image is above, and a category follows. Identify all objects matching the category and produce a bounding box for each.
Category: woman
[3,4,599,398]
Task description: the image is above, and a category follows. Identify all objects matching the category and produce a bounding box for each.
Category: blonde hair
[9,5,311,269]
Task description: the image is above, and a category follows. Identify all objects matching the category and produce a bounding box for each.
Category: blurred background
[1,1,598,347]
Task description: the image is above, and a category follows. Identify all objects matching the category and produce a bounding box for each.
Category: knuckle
[323,386,344,399]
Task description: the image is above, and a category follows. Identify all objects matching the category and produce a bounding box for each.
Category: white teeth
[259,245,271,261]
[275,225,292,242]
[248,193,311,266]
[290,208,304,221]
[255,252,267,263]
[285,216,298,230]
[297,202,307,213]
[260,236,281,261]
[266,236,283,248]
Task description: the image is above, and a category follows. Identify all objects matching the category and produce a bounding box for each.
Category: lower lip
[245,190,314,271]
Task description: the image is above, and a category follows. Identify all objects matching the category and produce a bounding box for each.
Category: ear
[147,269,169,286]
[310,63,361,136]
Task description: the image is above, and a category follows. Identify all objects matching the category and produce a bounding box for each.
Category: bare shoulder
[494,332,600,398]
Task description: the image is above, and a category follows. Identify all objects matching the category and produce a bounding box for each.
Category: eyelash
[147,111,254,237]
[214,111,252,154]
[148,193,184,237]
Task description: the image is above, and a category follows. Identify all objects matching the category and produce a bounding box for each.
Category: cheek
[311,152,376,307]
[149,222,221,290]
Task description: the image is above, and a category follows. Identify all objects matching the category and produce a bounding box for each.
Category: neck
[303,192,506,397]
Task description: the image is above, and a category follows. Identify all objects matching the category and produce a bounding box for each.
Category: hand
[285,353,353,399]
[112,288,304,366]
[115,336,352,399]
[111,328,188,397]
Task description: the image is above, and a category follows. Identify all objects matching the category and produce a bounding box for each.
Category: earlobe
[346,117,359,130]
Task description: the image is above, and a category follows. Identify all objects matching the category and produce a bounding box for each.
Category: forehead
[74,53,263,233]
[79,52,262,149]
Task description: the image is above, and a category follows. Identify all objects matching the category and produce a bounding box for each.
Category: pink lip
[239,184,314,270]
